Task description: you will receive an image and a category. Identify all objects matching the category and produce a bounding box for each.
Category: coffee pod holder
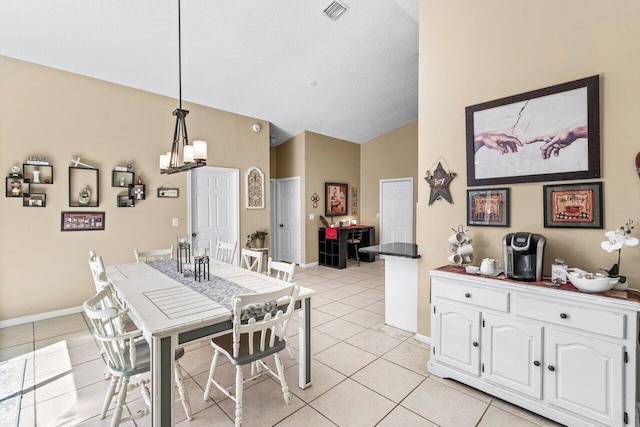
[448,224,474,267]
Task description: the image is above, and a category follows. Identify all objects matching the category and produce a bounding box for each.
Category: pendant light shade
[160,0,207,175]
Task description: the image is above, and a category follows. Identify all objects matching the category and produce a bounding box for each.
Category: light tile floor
[0,259,564,426]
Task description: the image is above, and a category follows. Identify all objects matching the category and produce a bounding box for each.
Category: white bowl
[567,271,619,293]
[465,266,480,274]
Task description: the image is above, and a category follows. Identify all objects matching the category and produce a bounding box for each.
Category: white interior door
[275,177,300,264]
[269,179,277,259]
[380,178,414,245]
[189,167,239,264]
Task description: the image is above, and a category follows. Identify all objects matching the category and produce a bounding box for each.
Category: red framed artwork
[543,182,602,228]
[325,182,348,216]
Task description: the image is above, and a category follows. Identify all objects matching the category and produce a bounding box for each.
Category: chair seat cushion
[211,330,286,366]
[239,300,278,323]
[108,343,185,376]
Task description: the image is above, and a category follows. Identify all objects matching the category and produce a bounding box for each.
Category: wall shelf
[69,167,99,207]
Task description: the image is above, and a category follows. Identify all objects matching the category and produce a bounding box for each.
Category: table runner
[146,259,255,311]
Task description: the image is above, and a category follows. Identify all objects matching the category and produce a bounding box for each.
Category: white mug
[463,254,475,264]
[448,232,465,245]
[448,253,463,265]
[457,244,474,256]
[480,258,502,275]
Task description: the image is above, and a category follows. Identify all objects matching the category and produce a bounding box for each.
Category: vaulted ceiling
[0,0,418,145]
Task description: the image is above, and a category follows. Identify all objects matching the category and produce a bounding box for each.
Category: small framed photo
[467,188,510,227]
[61,211,105,231]
[325,182,348,216]
[543,182,603,229]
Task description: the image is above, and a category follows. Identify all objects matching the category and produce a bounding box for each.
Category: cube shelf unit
[23,163,53,184]
[23,193,46,207]
[112,170,134,188]
[69,167,99,207]
[5,177,30,198]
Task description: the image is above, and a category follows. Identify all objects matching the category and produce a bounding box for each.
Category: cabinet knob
[548,365,555,372]
[465,293,471,298]
[533,361,540,367]
[560,313,568,319]
[472,341,478,347]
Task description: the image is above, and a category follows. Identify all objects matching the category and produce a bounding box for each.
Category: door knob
[464,293,471,298]
[533,361,540,366]
[191,233,196,237]
[560,313,568,319]
[472,342,478,347]
[548,365,555,372]
[279,224,284,228]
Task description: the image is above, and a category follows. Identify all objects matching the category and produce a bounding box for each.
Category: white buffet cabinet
[428,268,640,427]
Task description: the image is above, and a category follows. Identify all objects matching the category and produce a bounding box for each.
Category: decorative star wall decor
[424,159,456,205]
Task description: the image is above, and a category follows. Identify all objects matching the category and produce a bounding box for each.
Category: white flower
[601,230,640,252]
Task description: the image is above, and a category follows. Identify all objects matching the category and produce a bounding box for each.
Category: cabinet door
[545,329,624,426]
[481,313,543,399]
[433,301,481,376]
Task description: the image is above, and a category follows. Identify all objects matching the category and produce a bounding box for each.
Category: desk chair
[84,288,193,426]
[216,240,237,265]
[204,285,300,427]
[241,248,263,273]
[346,228,363,266]
[134,246,174,262]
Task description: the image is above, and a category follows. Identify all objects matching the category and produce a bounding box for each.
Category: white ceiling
[0,0,418,145]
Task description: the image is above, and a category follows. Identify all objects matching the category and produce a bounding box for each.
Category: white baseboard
[0,306,84,328]
[300,262,319,268]
[414,333,431,346]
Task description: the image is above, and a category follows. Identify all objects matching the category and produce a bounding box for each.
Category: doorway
[379,178,414,245]
[273,177,301,264]
[189,166,240,265]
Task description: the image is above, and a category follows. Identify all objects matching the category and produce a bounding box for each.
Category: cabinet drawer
[435,282,509,312]
[514,295,626,339]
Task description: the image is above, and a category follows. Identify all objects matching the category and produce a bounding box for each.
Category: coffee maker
[502,232,546,281]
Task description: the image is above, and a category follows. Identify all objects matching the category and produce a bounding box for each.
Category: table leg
[298,297,313,389]
[152,335,175,426]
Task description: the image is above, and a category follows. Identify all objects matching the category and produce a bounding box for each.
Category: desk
[106,260,314,426]
[318,225,375,269]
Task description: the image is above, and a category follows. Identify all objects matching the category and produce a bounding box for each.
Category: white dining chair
[240,248,263,273]
[84,288,193,426]
[215,240,237,265]
[265,257,297,359]
[266,258,296,282]
[88,250,110,292]
[203,285,300,427]
[134,246,174,262]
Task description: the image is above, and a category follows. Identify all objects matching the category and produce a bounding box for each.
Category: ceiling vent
[323,1,349,20]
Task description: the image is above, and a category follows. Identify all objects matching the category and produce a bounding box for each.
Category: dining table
[106,258,314,427]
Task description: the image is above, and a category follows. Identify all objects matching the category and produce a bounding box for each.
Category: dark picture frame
[61,211,106,231]
[466,75,600,186]
[543,182,603,229]
[157,187,179,198]
[325,182,348,216]
[467,188,510,227]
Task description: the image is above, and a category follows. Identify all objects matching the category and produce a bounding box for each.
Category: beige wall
[0,57,270,320]
[304,132,360,264]
[274,131,360,265]
[417,0,640,336]
[360,120,418,243]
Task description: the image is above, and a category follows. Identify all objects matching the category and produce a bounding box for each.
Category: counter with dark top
[359,242,420,259]
[360,242,420,333]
